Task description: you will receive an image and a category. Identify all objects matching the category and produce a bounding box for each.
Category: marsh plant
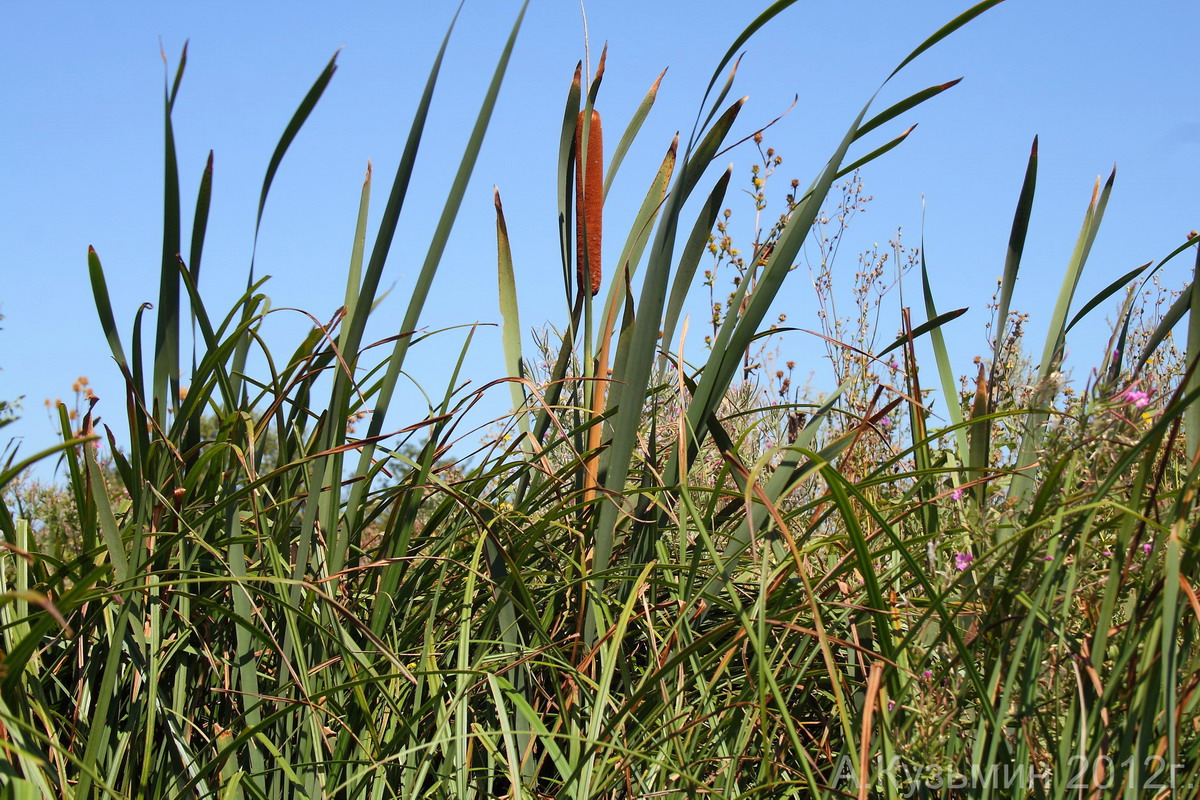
[2,2,1200,798]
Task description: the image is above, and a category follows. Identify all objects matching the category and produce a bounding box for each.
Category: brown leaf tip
[649,68,667,95]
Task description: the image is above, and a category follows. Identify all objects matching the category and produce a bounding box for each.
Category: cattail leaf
[967,362,990,503]
[876,306,969,358]
[604,68,666,201]
[694,56,741,148]
[680,97,745,200]
[585,42,607,108]
[835,124,917,180]
[230,50,339,400]
[887,0,1005,80]
[189,151,213,293]
[654,5,1006,589]
[680,95,865,454]
[339,13,459,374]
[599,134,677,346]
[1115,233,1199,374]
[494,187,528,436]
[338,1,530,577]
[919,242,969,466]
[592,96,745,582]
[660,165,732,357]
[154,44,185,426]
[697,1,796,125]
[992,136,1037,382]
[558,62,583,309]
[186,150,214,446]
[1010,166,1115,508]
[88,247,129,372]
[164,39,187,110]
[340,161,372,353]
[251,52,338,248]
[0,434,98,492]
[1064,260,1149,334]
[1038,167,1115,375]
[855,78,961,140]
[592,137,678,477]
[1186,244,1200,458]
[173,254,237,420]
[1135,283,1191,371]
[360,0,528,407]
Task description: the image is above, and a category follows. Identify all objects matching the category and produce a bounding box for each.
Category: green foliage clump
[2,3,1200,798]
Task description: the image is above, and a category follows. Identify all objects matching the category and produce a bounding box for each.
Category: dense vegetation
[3,1,1199,797]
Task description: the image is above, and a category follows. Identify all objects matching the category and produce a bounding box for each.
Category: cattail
[575,109,603,296]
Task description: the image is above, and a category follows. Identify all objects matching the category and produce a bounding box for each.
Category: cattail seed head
[575,109,603,296]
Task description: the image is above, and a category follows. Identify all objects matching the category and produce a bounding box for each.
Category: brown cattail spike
[575,109,603,296]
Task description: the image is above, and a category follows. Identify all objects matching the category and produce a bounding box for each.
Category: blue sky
[3,0,1198,471]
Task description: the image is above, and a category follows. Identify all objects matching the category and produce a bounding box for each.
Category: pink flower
[953,552,973,571]
[1120,388,1150,408]
[923,670,933,679]
[950,488,965,501]
[1142,542,1152,554]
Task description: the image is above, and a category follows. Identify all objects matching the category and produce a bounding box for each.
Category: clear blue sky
[3,0,1198,472]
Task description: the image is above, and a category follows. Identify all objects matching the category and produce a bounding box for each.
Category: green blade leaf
[494,187,528,437]
[992,135,1037,375]
[603,68,666,201]
[1064,260,1150,334]
[661,165,732,357]
[855,78,961,140]
[877,306,969,358]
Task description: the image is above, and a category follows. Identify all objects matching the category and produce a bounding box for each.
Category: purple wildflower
[1120,388,1150,408]
[950,488,965,501]
[953,552,973,571]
